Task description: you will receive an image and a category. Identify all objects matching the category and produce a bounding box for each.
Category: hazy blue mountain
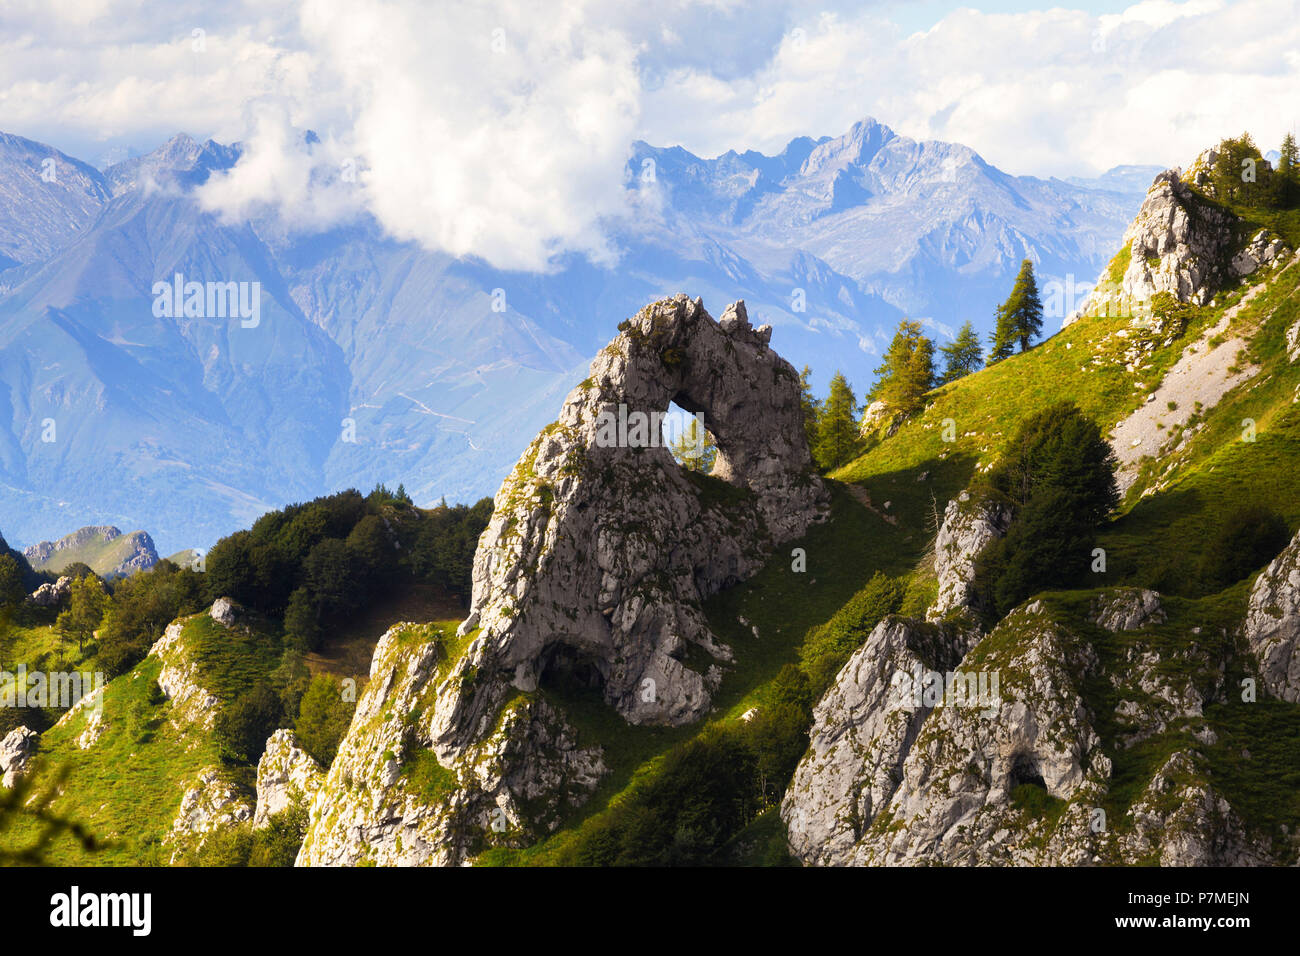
[0,119,1157,554]
[0,133,110,276]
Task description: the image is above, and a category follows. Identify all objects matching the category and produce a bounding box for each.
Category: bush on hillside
[1197,505,1290,592]
[972,401,1118,619]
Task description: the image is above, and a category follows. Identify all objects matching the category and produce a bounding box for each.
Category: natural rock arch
[431,295,829,757]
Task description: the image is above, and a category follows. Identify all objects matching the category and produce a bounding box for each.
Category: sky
[0,0,1295,270]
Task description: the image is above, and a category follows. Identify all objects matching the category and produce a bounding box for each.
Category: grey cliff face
[297,622,605,866]
[783,595,1268,866]
[1118,169,1290,307]
[1243,529,1300,702]
[254,729,325,828]
[927,491,1010,622]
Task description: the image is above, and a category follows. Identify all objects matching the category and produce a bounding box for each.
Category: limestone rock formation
[210,596,239,626]
[1243,529,1300,702]
[164,767,254,861]
[254,729,325,828]
[1091,587,1165,632]
[927,491,1010,622]
[297,622,605,866]
[300,295,825,866]
[0,726,38,788]
[1117,169,1289,307]
[436,294,827,752]
[783,596,1266,865]
[26,575,70,607]
[149,613,222,731]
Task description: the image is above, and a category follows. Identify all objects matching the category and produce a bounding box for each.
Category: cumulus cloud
[1,0,1297,267]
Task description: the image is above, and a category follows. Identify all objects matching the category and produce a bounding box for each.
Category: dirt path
[844,483,900,525]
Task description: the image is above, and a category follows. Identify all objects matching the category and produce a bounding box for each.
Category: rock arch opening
[537,642,608,698]
[1010,752,1048,791]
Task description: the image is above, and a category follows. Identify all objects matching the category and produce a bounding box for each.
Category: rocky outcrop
[148,602,234,730]
[859,400,904,439]
[22,525,158,577]
[0,726,38,788]
[254,729,325,828]
[437,295,827,750]
[1092,587,1165,632]
[297,622,605,866]
[783,596,1266,865]
[26,575,70,607]
[927,491,1010,622]
[301,295,824,865]
[781,617,976,864]
[1117,169,1288,307]
[1243,529,1300,702]
[164,767,254,861]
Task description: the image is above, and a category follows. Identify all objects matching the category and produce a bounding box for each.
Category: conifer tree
[797,364,820,449]
[869,320,935,415]
[1277,132,1298,207]
[813,371,863,471]
[937,321,984,385]
[992,259,1043,355]
[670,416,718,473]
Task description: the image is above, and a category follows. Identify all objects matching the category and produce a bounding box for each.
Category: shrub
[294,675,354,767]
[215,684,282,764]
[972,401,1118,619]
[1197,506,1290,591]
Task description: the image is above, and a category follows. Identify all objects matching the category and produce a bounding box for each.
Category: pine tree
[1277,132,1298,208]
[993,259,1043,355]
[988,317,1015,364]
[1211,133,1267,205]
[670,416,718,473]
[869,320,934,415]
[813,371,863,471]
[937,321,984,384]
[797,364,820,449]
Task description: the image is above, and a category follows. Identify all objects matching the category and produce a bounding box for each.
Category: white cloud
[1,0,1297,267]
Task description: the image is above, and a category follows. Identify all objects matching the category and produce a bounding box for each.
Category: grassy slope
[478,217,1300,863]
[822,224,1300,853]
[5,612,284,864]
[4,655,223,865]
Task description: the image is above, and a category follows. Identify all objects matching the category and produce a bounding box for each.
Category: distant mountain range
[23,525,158,578]
[0,118,1161,554]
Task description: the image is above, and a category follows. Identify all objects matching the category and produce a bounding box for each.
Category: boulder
[210,597,239,627]
[0,726,38,788]
[1091,588,1166,632]
[254,729,325,828]
[927,491,1011,622]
